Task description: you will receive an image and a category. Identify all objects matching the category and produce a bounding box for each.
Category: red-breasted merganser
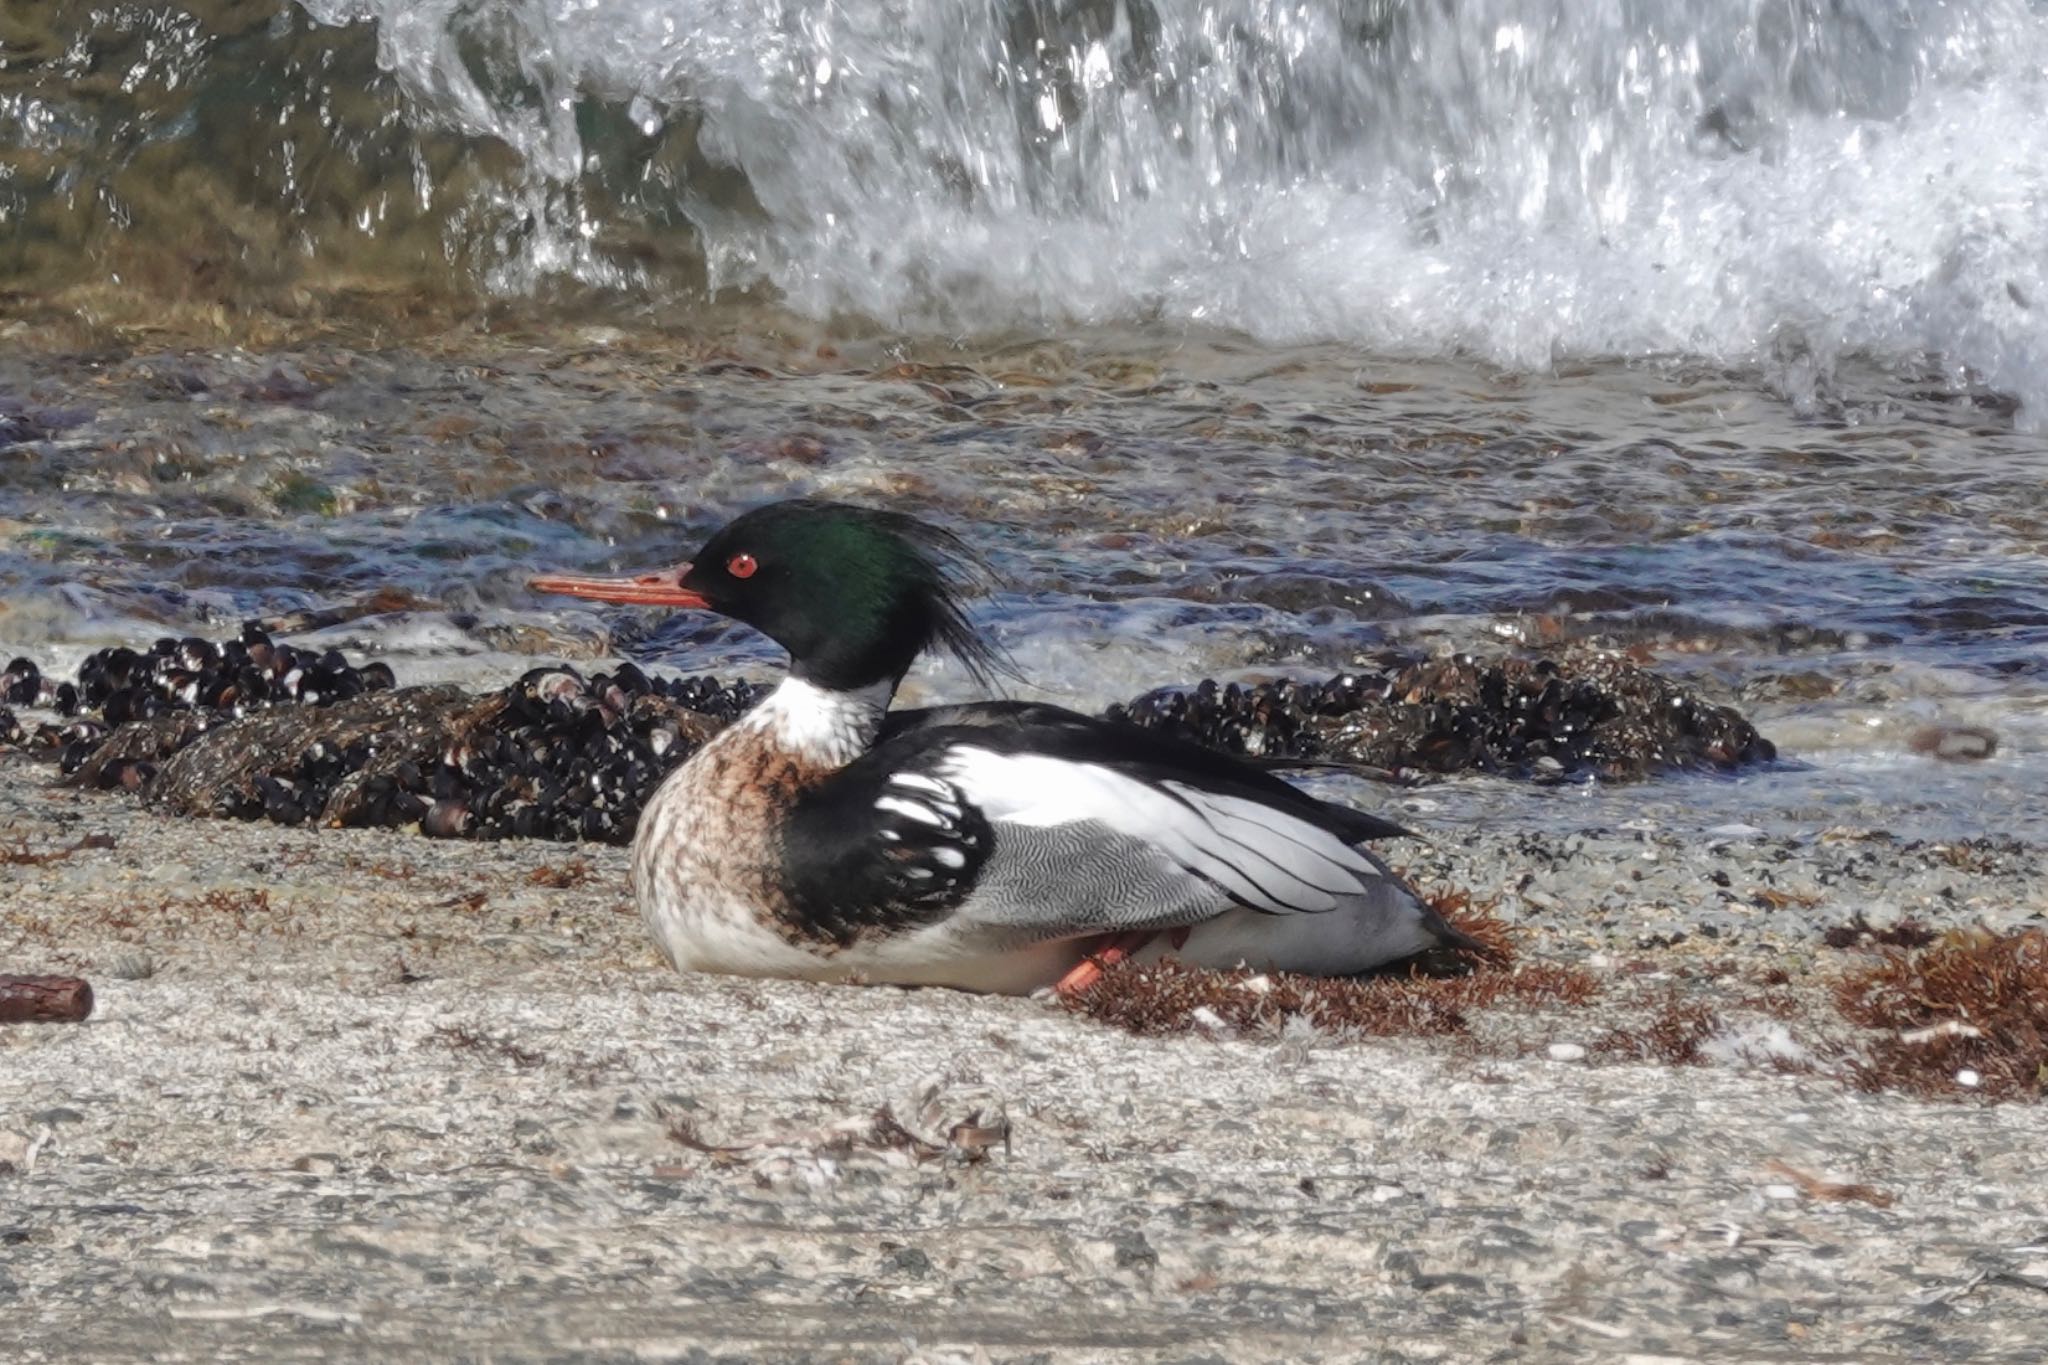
[530,499,1467,995]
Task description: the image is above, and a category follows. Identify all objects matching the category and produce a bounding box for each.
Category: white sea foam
[301,0,2048,420]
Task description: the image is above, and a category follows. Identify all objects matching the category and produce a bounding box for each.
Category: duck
[529,499,1469,995]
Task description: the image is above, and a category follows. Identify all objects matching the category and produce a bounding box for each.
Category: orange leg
[1054,931,1156,997]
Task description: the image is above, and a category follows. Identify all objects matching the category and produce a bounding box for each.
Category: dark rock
[1412,1271,1489,1293]
[6,623,1772,846]
[881,1245,933,1278]
[1113,1229,1158,1270]
[1108,654,1775,781]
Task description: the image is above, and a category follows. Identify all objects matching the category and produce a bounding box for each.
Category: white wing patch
[939,747,1386,916]
[862,771,989,906]
[876,794,948,827]
[874,772,967,829]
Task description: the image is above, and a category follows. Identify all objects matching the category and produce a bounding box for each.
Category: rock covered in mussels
[8,626,398,785]
[1108,654,1775,780]
[1,621,1774,843]
[71,625,395,719]
[141,663,759,843]
[0,624,763,845]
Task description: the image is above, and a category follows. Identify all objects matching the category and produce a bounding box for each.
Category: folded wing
[781,702,1424,945]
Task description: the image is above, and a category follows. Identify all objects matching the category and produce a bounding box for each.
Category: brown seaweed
[1836,928,2048,1101]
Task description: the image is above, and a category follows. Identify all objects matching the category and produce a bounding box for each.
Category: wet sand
[4,764,2045,1362]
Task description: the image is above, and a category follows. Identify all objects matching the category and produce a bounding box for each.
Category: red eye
[726,552,758,579]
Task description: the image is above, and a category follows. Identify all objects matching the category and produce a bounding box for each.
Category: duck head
[530,499,1007,693]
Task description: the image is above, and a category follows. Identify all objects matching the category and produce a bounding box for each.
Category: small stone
[106,952,156,981]
[1956,1069,1982,1089]
[1548,1043,1587,1062]
[30,1107,84,1127]
[1908,725,1998,762]
[1112,1230,1158,1270]
[882,1245,932,1278]
[513,1118,558,1154]
[1763,1183,1800,1200]
[0,1131,32,1174]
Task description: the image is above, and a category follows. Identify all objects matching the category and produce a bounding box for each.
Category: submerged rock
[0,624,1772,843]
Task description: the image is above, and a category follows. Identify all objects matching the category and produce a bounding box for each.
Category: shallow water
[5,1,2047,845]
[1,323,2042,842]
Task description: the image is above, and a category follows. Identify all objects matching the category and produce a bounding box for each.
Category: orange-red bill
[527,563,708,608]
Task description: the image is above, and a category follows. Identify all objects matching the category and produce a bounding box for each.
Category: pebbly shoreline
[4,760,2046,1362]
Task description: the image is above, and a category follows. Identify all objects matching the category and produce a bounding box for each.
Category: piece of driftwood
[0,975,95,1024]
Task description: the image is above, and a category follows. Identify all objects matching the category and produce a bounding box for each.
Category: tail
[1313,797,1416,845]
[1353,840,1489,958]
[1416,899,1489,955]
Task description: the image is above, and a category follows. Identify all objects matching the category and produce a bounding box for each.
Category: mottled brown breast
[631,724,844,957]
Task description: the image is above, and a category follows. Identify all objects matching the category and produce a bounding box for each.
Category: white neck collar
[741,674,892,766]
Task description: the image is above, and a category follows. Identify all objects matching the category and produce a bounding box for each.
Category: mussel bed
[2,632,761,843]
[1,627,1773,845]
[1110,655,1775,780]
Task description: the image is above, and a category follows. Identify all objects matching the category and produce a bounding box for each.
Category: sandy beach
[6,762,2045,1362]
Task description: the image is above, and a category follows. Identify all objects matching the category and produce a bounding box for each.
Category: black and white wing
[880,699,1413,845]
[780,701,1449,948]
[936,744,1401,922]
